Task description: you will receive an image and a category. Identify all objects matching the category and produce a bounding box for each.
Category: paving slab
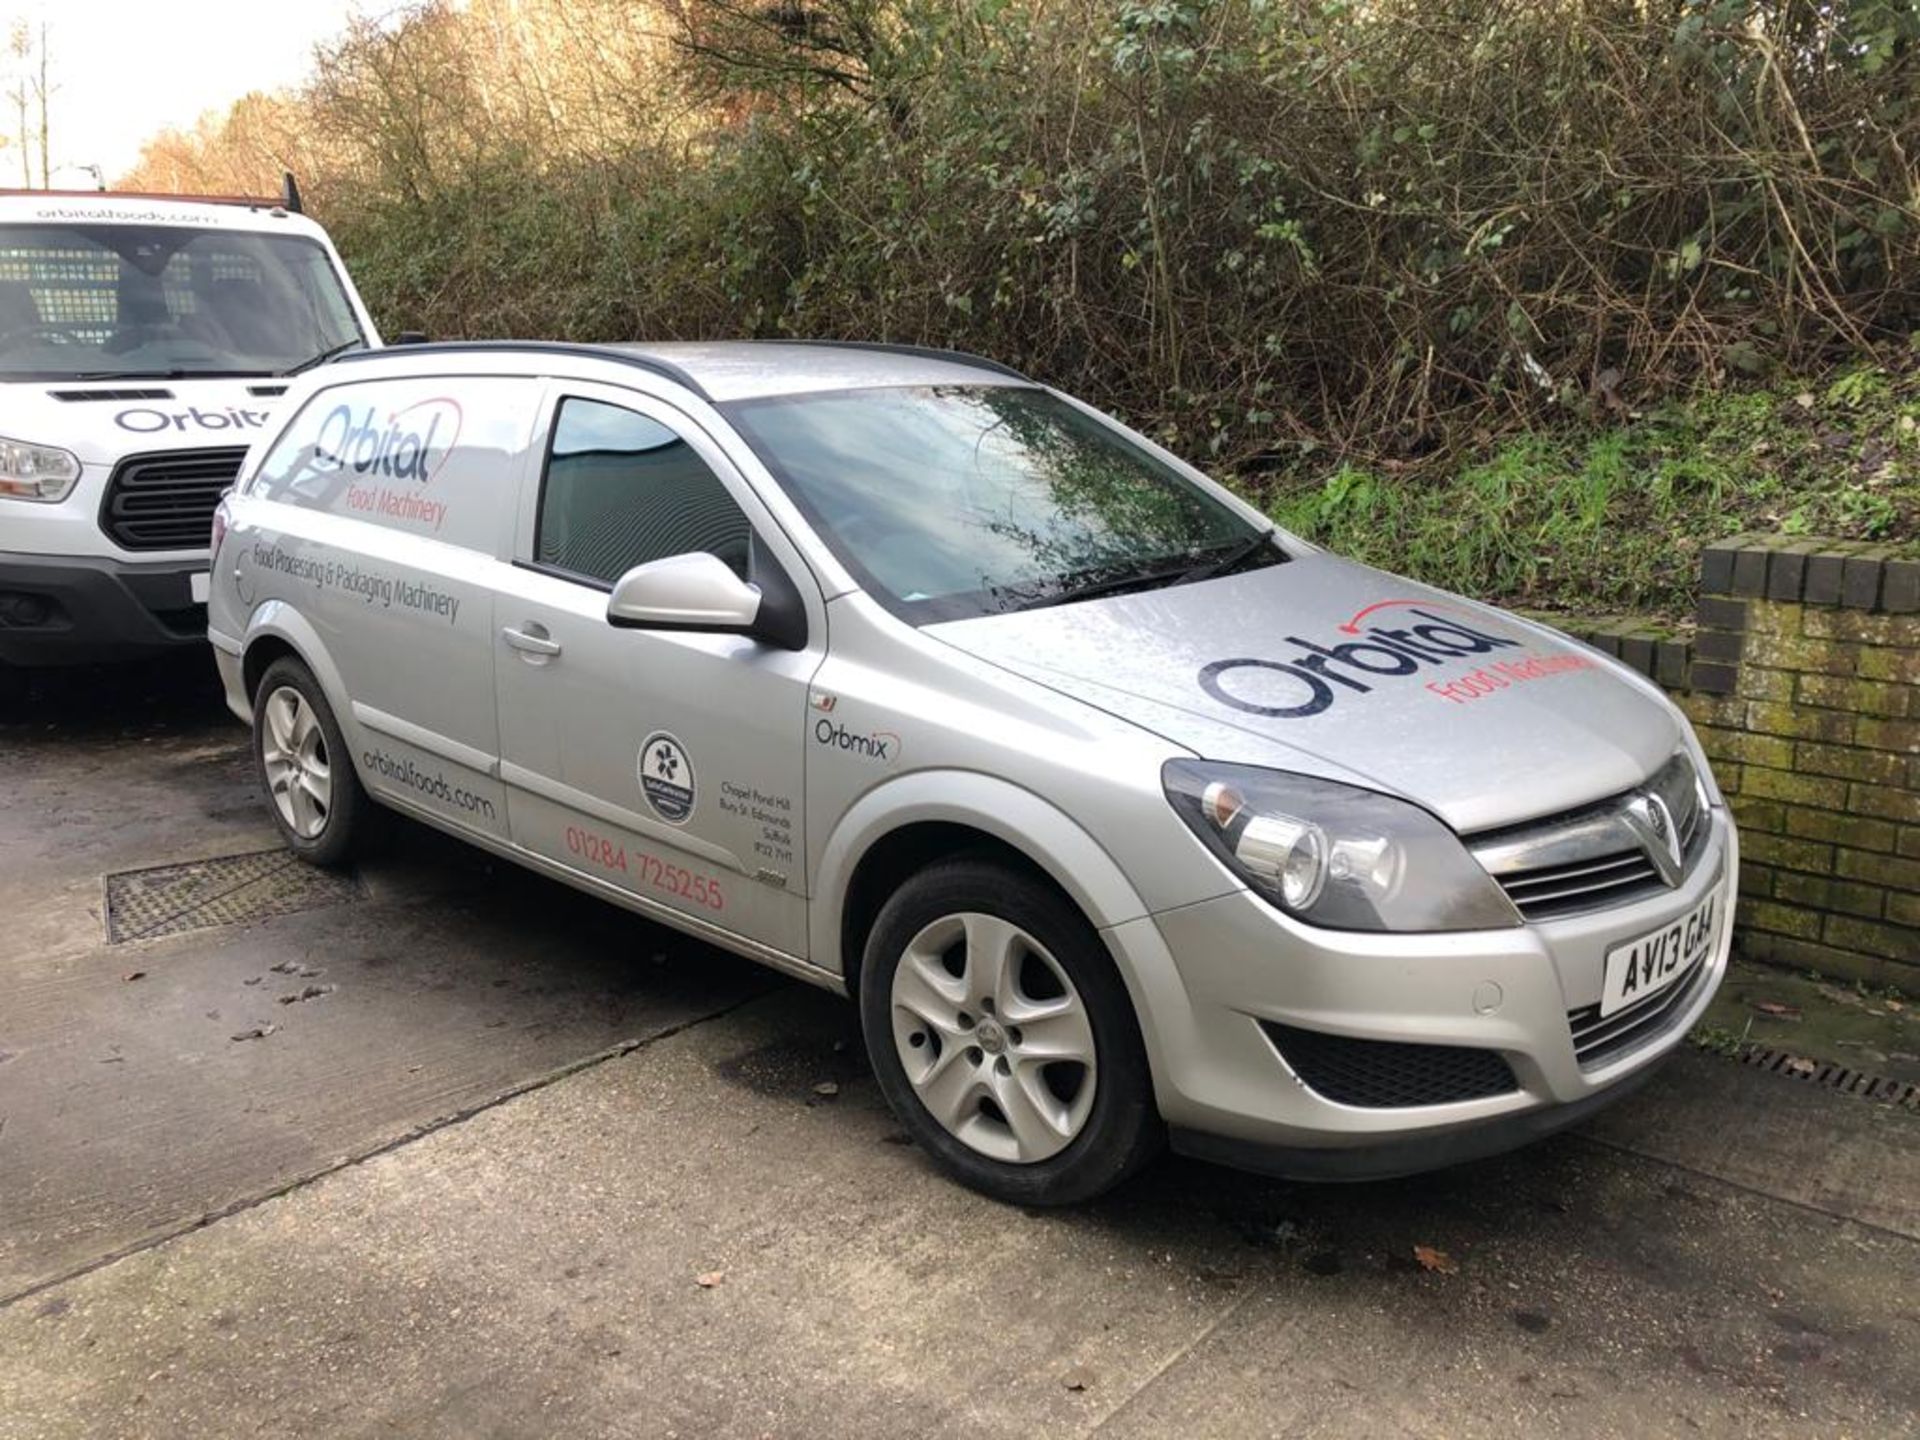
[0,665,771,1301]
[3,989,1916,1440]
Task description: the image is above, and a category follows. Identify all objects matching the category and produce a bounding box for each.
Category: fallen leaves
[1751,1000,1801,1020]
[1412,1245,1459,1275]
[122,971,146,983]
[230,1024,277,1043]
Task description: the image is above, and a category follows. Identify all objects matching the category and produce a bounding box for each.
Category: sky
[3,0,375,185]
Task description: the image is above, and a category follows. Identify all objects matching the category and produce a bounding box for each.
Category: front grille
[1498,844,1668,920]
[1261,1022,1519,1108]
[1568,953,1712,1068]
[1470,754,1707,923]
[99,447,247,552]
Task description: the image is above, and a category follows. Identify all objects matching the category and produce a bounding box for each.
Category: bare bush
[124,0,1919,472]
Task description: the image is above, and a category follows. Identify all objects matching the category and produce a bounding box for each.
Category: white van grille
[99,447,248,552]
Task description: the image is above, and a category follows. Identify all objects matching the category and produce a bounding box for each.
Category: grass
[1254,351,1920,622]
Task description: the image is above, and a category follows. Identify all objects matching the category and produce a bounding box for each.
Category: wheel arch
[238,601,354,724]
[814,772,1152,1001]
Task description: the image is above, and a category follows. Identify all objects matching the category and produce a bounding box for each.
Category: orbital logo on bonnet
[1199,600,1589,720]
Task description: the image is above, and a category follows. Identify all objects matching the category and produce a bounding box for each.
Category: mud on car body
[207,340,1736,1204]
[0,183,378,670]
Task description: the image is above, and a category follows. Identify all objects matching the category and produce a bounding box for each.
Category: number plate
[1601,892,1718,1018]
[189,572,211,604]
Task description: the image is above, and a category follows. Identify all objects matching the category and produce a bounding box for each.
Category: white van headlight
[0,436,82,502]
[1163,760,1522,932]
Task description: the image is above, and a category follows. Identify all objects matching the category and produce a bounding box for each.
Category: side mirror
[607,552,764,635]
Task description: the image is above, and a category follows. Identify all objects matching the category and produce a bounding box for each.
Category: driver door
[492,383,823,959]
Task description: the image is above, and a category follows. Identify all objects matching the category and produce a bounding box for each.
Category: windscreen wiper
[1017,529,1280,612]
[1179,527,1277,586]
[1021,562,1200,611]
[281,339,366,377]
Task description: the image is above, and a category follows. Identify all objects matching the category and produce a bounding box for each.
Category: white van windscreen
[0,224,363,380]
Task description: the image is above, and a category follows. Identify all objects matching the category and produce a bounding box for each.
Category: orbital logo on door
[312,396,462,484]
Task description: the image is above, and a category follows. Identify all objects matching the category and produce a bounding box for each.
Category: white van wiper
[281,340,366,377]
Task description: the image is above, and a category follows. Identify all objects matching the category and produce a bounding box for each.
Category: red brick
[1848,783,1920,825]
[1836,847,1920,889]
[1794,742,1908,786]
[1783,807,1898,852]
[1745,702,1855,744]
[1741,832,1836,873]
[1854,717,1920,754]
[1740,900,1824,940]
[1796,673,1911,718]
[1738,931,1888,987]
[1822,914,1920,962]
[1739,767,1849,810]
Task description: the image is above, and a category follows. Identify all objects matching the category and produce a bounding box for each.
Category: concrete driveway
[1,663,1916,1438]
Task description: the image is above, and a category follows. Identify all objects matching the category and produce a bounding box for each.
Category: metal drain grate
[1737,1044,1920,1111]
[104,849,362,944]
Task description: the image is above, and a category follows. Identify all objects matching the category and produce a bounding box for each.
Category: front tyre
[251,656,371,868]
[859,858,1162,1205]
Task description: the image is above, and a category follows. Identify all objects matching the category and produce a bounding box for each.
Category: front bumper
[0,550,208,666]
[1110,808,1736,1179]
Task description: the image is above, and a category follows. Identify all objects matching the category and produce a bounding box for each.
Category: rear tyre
[251,656,370,868]
[859,858,1162,1205]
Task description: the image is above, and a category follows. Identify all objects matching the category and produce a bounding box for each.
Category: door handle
[502,624,562,658]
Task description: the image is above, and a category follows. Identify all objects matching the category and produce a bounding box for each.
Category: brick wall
[1562,538,1917,987]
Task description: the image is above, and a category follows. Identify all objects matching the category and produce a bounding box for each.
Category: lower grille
[1568,959,1710,1068]
[1261,1022,1518,1108]
[99,447,248,552]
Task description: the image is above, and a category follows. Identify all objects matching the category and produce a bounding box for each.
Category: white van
[0,183,379,670]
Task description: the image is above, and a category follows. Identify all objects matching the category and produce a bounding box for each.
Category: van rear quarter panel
[233,373,546,838]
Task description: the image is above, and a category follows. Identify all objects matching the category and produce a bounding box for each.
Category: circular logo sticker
[638,732,695,825]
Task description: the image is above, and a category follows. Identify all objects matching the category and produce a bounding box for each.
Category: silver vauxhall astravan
[207,341,1734,1204]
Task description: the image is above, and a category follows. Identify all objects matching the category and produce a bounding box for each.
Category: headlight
[0,436,82,502]
[1163,760,1522,932]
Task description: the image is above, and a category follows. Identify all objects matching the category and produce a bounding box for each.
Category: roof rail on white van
[0,171,305,213]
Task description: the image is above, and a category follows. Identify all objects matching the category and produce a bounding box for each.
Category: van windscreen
[0,224,363,380]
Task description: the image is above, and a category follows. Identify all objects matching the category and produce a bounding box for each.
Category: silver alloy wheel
[260,685,333,841]
[889,911,1098,1164]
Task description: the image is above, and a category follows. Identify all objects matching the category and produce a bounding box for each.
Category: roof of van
[0,191,330,237]
[341,339,1034,402]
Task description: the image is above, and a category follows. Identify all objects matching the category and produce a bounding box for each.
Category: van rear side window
[250,375,538,553]
[535,397,751,587]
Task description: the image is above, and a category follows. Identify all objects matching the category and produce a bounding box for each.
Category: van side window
[537,399,752,586]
